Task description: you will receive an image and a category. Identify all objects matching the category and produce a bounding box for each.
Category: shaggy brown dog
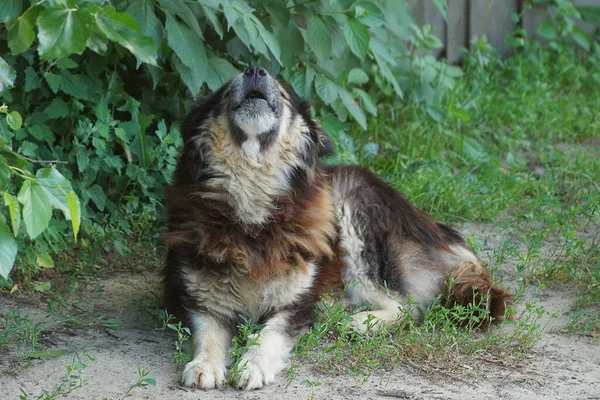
[163,67,512,390]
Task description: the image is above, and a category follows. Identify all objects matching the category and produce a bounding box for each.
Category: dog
[163,66,512,390]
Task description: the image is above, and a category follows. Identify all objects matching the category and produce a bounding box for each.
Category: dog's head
[179,67,334,173]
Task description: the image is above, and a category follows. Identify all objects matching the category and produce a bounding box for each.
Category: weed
[0,309,42,353]
[19,350,93,400]
[166,321,191,370]
[119,367,156,399]
[228,317,263,386]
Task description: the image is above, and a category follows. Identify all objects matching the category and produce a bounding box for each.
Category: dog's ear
[314,125,334,158]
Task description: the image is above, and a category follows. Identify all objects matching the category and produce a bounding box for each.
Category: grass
[344,41,600,334]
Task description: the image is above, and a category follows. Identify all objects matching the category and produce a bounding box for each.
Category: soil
[1,224,599,400]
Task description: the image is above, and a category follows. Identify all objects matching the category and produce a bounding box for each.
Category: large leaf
[343,18,370,58]
[353,1,385,27]
[314,74,338,105]
[256,22,282,65]
[306,16,331,60]
[338,89,367,130]
[37,6,94,60]
[0,219,17,279]
[166,14,207,94]
[0,56,16,92]
[36,168,74,220]
[95,6,158,65]
[0,161,9,191]
[0,0,23,22]
[347,68,369,84]
[202,5,223,38]
[7,5,40,54]
[66,192,80,241]
[205,57,238,91]
[126,0,163,50]
[4,192,20,237]
[17,181,52,239]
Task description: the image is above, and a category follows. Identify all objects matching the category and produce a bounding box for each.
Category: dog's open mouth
[246,90,266,101]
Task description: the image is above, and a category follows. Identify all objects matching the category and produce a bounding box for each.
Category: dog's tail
[443,261,514,331]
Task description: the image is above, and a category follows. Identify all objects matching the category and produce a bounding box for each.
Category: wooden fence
[410,0,600,62]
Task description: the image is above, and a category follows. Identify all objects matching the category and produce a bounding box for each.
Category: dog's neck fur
[197,110,313,226]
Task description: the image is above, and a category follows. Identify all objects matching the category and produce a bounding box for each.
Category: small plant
[228,316,263,386]
[166,320,191,370]
[19,350,92,400]
[119,367,156,399]
[0,308,43,353]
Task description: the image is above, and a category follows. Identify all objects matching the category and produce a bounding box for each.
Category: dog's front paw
[181,358,226,390]
[235,357,275,390]
[349,311,383,334]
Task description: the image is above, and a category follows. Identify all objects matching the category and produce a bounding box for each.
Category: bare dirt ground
[1,224,599,400]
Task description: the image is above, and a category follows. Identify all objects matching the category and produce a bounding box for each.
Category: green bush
[1,0,462,281]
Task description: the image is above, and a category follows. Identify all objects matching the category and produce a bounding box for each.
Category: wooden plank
[410,0,447,57]
[522,4,548,39]
[469,0,519,57]
[447,0,468,63]
[574,0,599,38]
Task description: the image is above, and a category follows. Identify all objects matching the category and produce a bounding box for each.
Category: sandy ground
[1,224,599,400]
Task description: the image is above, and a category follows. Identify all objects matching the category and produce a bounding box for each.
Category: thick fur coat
[163,67,512,390]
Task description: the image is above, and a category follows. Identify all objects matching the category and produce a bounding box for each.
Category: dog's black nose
[244,66,268,80]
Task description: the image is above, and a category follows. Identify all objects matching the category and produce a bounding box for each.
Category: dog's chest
[182,263,316,321]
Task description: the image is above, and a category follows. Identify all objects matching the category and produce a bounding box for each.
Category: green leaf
[0,0,23,22]
[166,14,208,94]
[0,219,17,280]
[448,107,471,122]
[24,66,41,92]
[256,21,282,65]
[37,6,94,60]
[36,253,54,269]
[159,0,204,40]
[101,318,123,328]
[0,56,16,92]
[3,192,20,237]
[537,17,557,40]
[338,89,367,129]
[86,31,108,55]
[127,0,163,50]
[578,6,600,26]
[202,5,223,39]
[33,281,51,292]
[66,192,80,241]
[27,349,66,360]
[95,6,158,65]
[353,88,377,116]
[347,68,369,85]
[278,24,304,67]
[571,26,591,51]
[353,1,385,27]
[343,18,370,58]
[314,74,339,105]
[373,52,402,97]
[7,5,40,54]
[6,111,22,130]
[205,57,238,91]
[44,98,70,119]
[18,180,52,239]
[44,72,62,93]
[36,168,74,220]
[0,162,9,191]
[306,16,331,60]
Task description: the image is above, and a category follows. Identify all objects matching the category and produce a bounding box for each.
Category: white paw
[349,311,383,334]
[236,357,275,390]
[181,358,226,390]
